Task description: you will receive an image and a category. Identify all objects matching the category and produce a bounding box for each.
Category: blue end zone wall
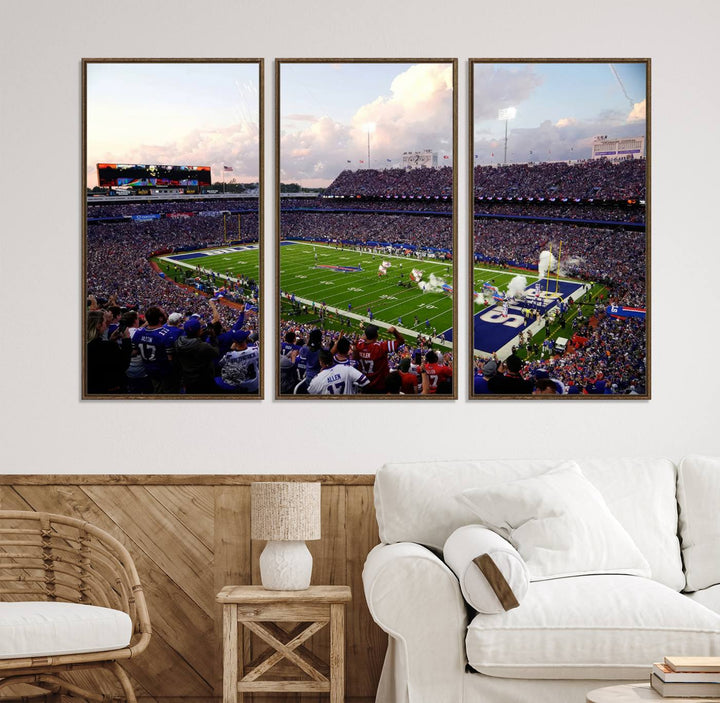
[472,278,586,354]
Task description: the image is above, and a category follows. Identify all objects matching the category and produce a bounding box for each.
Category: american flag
[223,165,233,172]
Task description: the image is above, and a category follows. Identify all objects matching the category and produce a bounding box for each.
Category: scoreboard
[97,163,212,187]
[401,150,437,169]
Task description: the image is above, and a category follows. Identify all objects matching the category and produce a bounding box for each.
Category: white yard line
[282,293,452,350]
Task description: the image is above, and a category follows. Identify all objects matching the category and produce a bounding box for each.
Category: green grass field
[280,242,454,339]
[154,244,261,287]
[151,242,607,361]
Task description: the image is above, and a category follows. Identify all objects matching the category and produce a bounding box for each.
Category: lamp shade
[251,482,321,541]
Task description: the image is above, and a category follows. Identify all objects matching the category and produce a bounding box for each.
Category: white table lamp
[251,482,321,590]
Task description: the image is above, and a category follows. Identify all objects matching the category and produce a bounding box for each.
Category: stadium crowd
[473,158,646,201]
[474,312,646,395]
[473,220,646,307]
[279,320,452,395]
[88,198,259,219]
[282,197,643,225]
[474,201,645,224]
[283,197,453,212]
[320,159,645,202]
[281,211,452,250]
[87,300,259,395]
[324,166,453,198]
[85,203,260,395]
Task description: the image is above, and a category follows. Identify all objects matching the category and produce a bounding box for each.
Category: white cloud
[281,63,453,186]
[473,64,543,122]
[628,99,646,122]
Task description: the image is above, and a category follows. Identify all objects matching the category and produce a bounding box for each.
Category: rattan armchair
[0,511,151,702]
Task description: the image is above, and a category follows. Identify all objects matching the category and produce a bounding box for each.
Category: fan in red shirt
[421,350,453,394]
[354,324,405,393]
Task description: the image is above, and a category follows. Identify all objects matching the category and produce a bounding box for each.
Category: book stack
[651,657,720,699]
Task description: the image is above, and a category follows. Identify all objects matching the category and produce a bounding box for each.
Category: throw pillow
[458,462,651,581]
[443,524,529,613]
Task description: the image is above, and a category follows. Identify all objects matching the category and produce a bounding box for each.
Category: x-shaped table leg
[242,620,328,683]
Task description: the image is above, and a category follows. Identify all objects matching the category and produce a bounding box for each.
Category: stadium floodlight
[364,122,376,169]
[498,107,516,164]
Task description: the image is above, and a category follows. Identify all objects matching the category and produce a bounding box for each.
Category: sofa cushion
[375,458,684,590]
[458,463,651,581]
[0,602,132,658]
[443,524,529,614]
[678,455,720,591]
[466,575,720,680]
[687,584,720,616]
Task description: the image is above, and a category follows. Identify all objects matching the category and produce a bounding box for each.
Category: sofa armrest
[363,543,468,703]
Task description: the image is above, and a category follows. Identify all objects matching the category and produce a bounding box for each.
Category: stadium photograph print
[470,59,649,398]
[83,59,263,398]
[277,59,457,398]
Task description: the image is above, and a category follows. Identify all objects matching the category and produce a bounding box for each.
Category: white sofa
[362,456,720,703]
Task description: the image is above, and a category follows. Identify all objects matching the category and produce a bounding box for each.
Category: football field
[280,241,454,340]
[473,263,601,357]
[155,244,261,285]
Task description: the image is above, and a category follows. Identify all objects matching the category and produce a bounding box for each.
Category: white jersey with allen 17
[307,364,369,395]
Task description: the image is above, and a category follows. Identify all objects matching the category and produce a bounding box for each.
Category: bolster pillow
[443,524,529,614]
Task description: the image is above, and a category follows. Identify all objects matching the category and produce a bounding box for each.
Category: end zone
[473,278,589,358]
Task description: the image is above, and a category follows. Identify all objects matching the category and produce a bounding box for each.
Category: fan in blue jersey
[164,312,185,345]
[296,328,323,381]
[215,330,259,394]
[307,350,369,395]
[281,330,302,357]
[212,300,248,356]
[330,336,357,367]
[133,307,181,393]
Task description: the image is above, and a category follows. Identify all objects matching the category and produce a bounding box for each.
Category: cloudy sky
[280,62,454,188]
[473,61,647,164]
[86,62,259,187]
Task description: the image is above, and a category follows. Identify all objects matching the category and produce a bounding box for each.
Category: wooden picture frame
[276,58,458,399]
[82,58,264,399]
[469,59,650,399]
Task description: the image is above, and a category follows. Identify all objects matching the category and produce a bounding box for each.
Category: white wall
[1,0,718,475]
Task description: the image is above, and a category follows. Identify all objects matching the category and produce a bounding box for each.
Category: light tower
[364,122,376,169]
[498,107,516,164]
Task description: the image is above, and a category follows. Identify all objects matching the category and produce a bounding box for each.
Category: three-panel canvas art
[83,59,648,399]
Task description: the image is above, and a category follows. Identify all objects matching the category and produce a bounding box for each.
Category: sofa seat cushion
[0,601,132,659]
[466,575,720,680]
[687,584,720,616]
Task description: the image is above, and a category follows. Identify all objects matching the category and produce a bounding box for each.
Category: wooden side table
[217,585,352,703]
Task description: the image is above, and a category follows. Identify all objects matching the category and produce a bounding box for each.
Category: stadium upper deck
[320,160,645,202]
